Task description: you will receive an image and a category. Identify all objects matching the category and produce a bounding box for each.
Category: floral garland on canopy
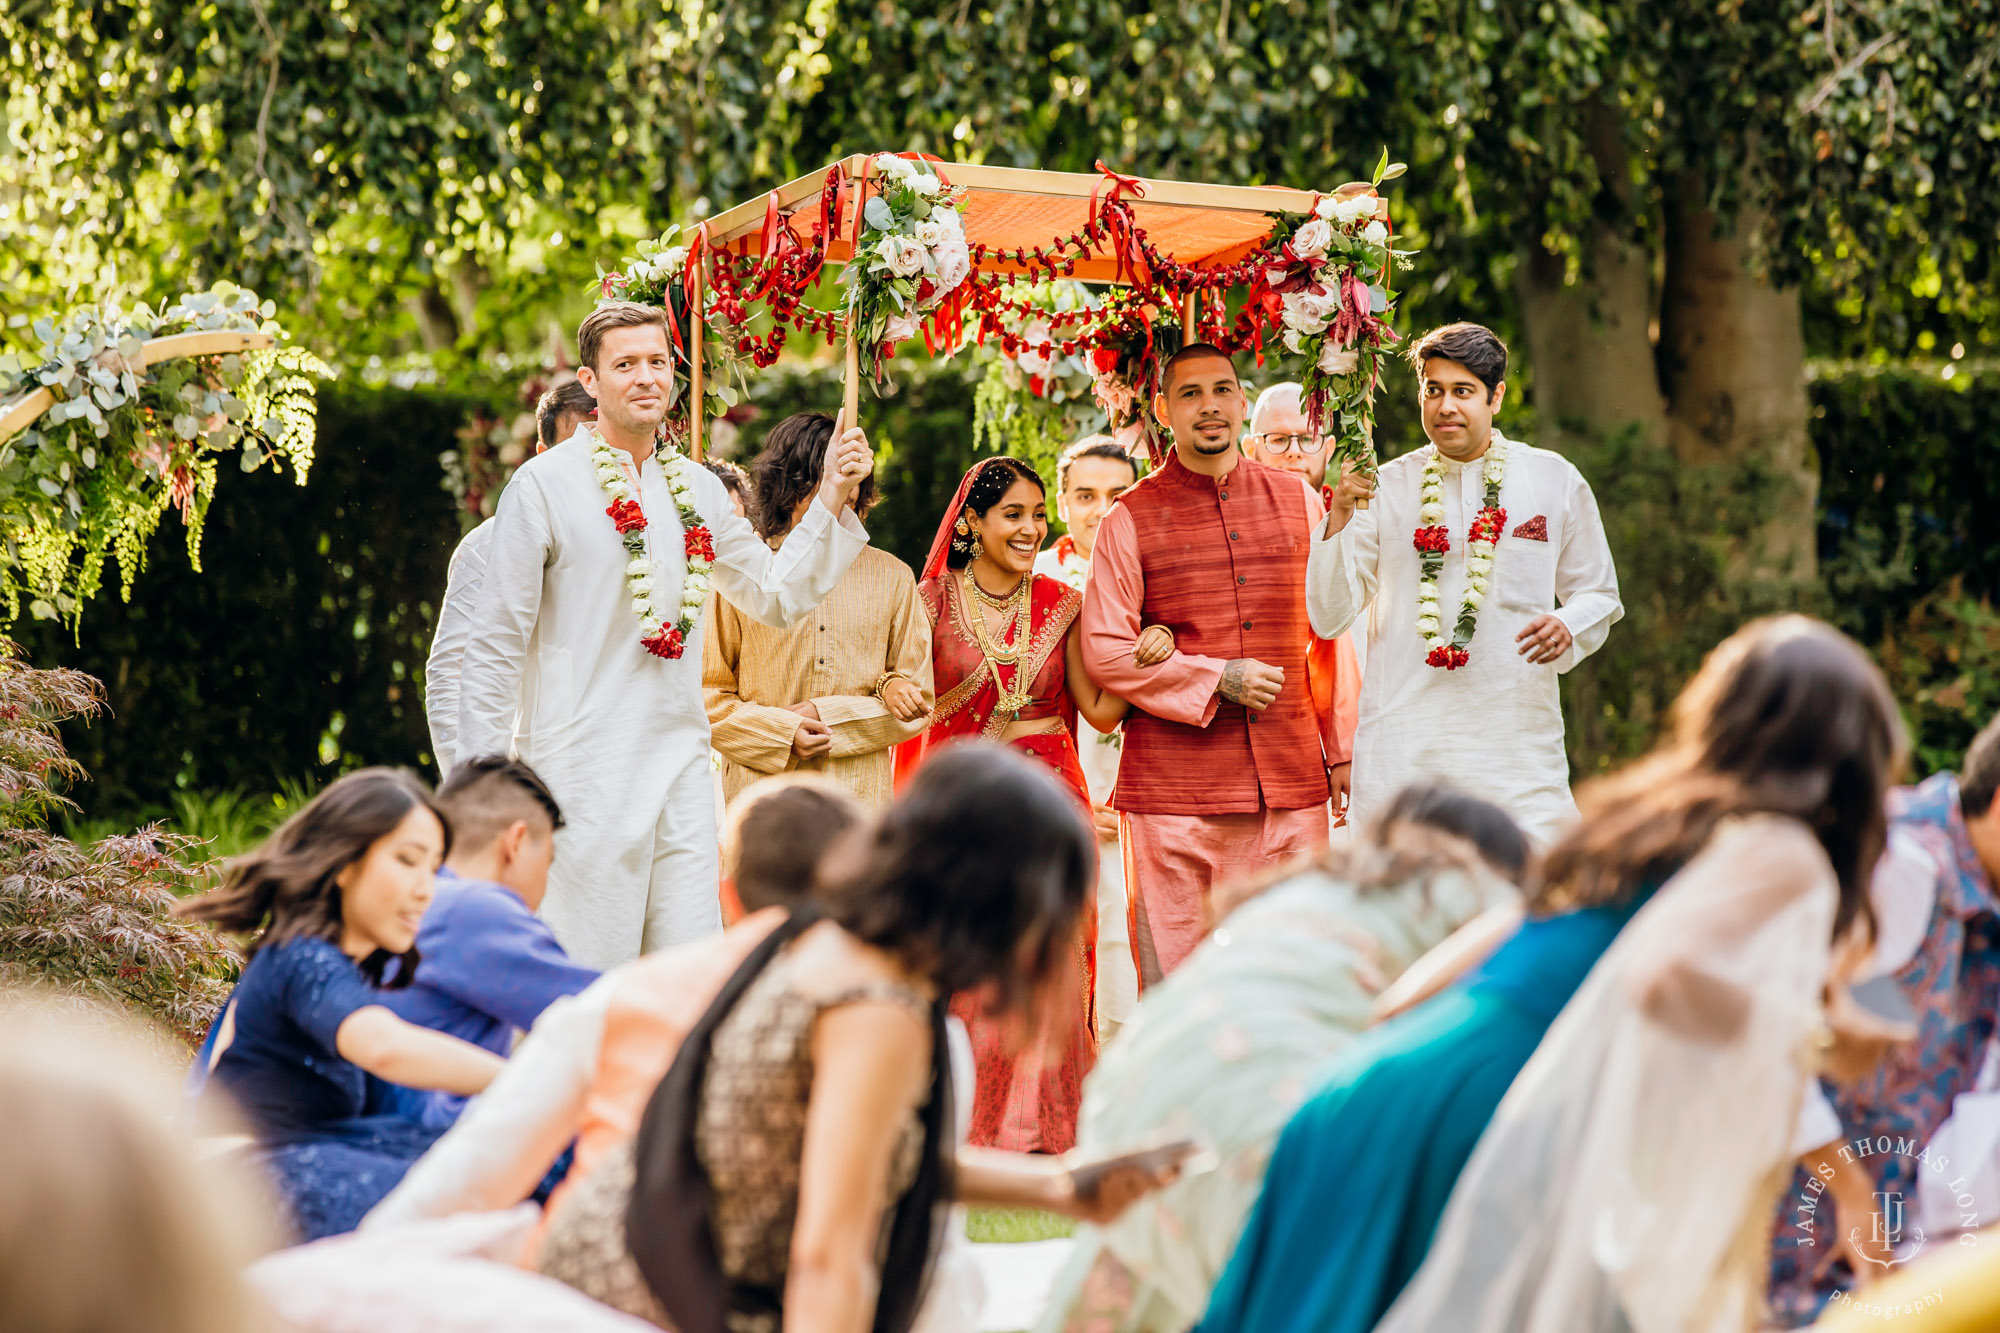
[1254,151,1413,487]
[842,154,974,380]
[0,284,330,626]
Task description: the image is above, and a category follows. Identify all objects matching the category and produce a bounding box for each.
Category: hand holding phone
[1062,1136,1215,1222]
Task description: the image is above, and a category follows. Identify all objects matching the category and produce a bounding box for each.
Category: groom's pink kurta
[1080,452,1357,985]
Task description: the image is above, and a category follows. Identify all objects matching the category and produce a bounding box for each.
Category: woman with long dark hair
[1197,615,1905,1333]
[179,768,506,1241]
[536,743,1173,1333]
[894,456,1170,1153]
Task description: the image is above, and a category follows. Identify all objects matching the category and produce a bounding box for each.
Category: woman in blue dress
[180,768,507,1241]
[1199,615,1903,1333]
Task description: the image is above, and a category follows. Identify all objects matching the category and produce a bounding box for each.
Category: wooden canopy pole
[687,261,706,462]
[1181,291,1200,340]
[843,316,861,434]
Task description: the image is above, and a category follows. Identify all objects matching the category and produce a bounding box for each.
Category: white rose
[914,219,945,247]
[629,576,653,596]
[1314,197,1340,220]
[682,589,705,611]
[1280,294,1323,335]
[1467,556,1493,577]
[1362,220,1388,244]
[1469,538,1496,557]
[932,237,971,291]
[1290,217,1333,260]
[1300,290,1343,323]
[874,153,915,179]
[885,236,926,277]
[1417,580,1439,601]
[1419,502,1445,524]
[626,557,650,576]
[909,172,942,198]
[1336,194,1378,226]
[662,245,688,270]
[1416,616,1441,636]
[1318,343,1360,376]
[1281,328,1308,355]
[931,205,964,236]
[1464,587,1485,609]
[883,311,921,343]
[640,616,663,635]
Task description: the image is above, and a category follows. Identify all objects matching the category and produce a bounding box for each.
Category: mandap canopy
[596,154,1413,480]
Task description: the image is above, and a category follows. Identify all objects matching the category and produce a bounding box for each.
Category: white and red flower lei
[591,433,714,660]
[1412,439,1508,670]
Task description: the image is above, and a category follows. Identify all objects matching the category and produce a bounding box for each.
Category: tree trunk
[1513,100,1668,451]
[1658,184,1817,583]
[1516,232,1668,448]
[409,284,461,352]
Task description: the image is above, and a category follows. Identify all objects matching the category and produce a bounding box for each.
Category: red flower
[1425,645,1471,670]
[600,272,624,299]
[1467,506,1509,545]
[607,499,647,534]
[916,277,937,302]
[1412,525,1452,554]
[684,524,716,563]
[643,625,686,660]
[1091,347,1122,374]
[1029,375,1047,397]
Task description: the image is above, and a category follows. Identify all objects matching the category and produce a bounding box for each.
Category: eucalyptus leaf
[863,196,895,230]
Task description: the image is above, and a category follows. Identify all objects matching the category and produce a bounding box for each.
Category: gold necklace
[962,569,1034,715]
[966,570,1023,609]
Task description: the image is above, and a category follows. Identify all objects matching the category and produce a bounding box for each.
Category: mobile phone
[1848,976,1919,1027]
[1066,1136,1215,1198]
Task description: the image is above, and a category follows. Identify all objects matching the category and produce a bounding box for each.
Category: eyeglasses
[1253,433,1327,456]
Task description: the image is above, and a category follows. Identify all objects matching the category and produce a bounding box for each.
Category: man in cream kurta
[1308,323,1621,845]
[455,305,870,969]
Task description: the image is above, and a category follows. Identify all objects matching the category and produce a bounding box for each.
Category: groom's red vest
[1111,452,1330,815]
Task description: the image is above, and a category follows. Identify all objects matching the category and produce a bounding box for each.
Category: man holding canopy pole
[454,298,875,969]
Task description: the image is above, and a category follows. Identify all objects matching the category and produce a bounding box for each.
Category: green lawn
[965,1207,1075,1243]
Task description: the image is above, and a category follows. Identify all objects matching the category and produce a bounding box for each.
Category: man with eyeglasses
[1244,382,1333,491]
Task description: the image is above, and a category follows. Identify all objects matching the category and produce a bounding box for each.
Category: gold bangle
[873,671,909,700]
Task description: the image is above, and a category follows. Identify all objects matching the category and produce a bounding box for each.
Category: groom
[1080,343,1354,986]
[454,301,873,968]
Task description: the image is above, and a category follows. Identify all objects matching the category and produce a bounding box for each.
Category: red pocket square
[1511,515,1549,542]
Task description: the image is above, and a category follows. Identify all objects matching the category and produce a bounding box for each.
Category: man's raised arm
[1307,465,1382,639]
[454,476,553,771]
[1078,506,1225,727]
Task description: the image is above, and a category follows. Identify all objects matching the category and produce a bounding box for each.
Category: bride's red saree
[894,459,1098,1152]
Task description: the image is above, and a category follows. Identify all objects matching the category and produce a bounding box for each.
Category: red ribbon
[1089,161,1148,283]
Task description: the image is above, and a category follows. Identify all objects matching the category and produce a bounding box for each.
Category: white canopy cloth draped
[455,427,866,969]
[1306,432,1622,845]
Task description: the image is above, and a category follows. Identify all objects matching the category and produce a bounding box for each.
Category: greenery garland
[0,284,330,626]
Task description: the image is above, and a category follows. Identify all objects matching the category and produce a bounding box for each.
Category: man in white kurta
[427,381,596,774]
[454,305,870,969]
[1307,323,1621,845]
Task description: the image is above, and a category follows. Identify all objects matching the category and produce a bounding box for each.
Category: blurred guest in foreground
[180,769,505,1240]
[1042,785,1527,1333]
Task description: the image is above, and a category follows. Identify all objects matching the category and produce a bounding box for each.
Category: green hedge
[21,364,1999,824]
[18,382,476,816]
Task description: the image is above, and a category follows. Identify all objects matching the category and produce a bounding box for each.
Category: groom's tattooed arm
[1218,658,1285,711]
